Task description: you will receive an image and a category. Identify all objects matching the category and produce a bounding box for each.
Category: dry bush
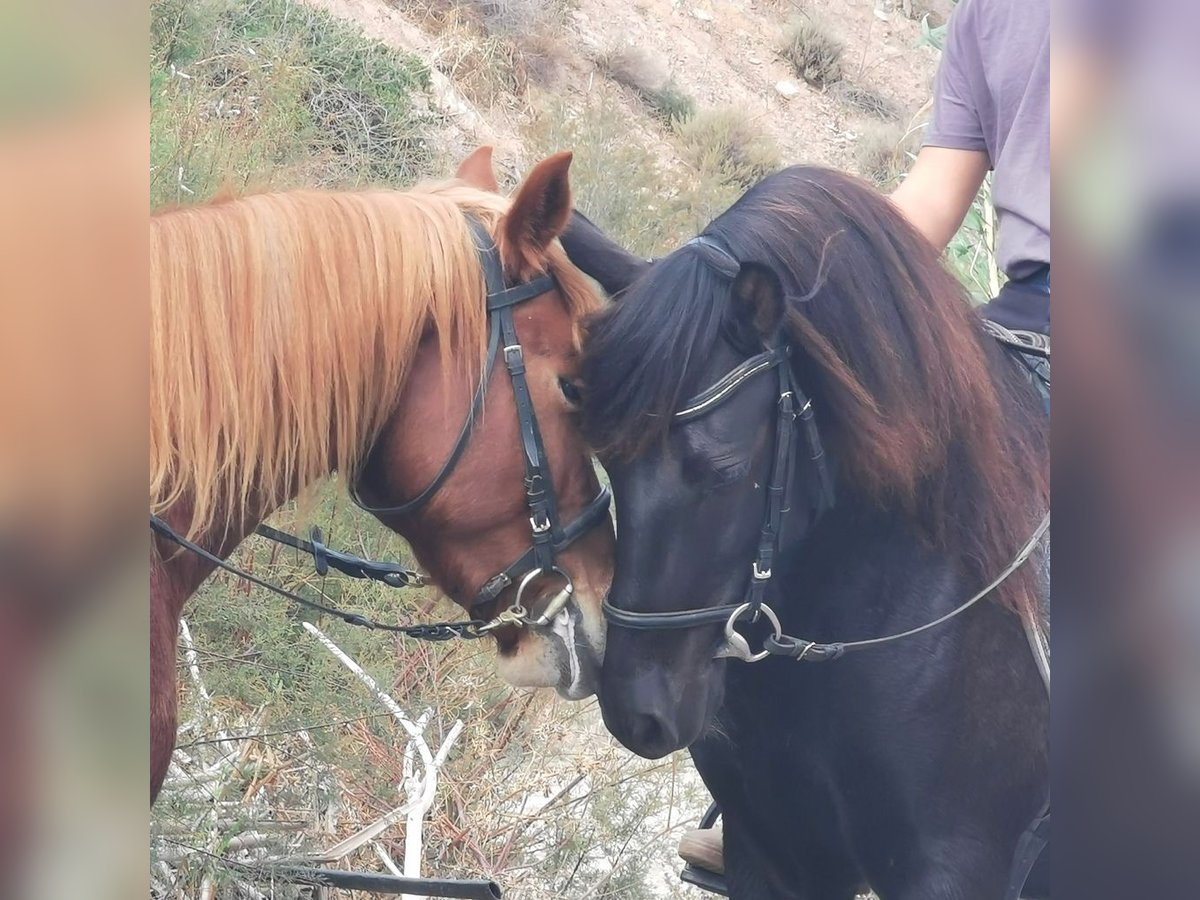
[469,0,567,34]
[676,106,782,190]
[780,14,845,87]
[436,12,527,105]
[151,482,711,898]
[830,80,903,121]
[517,30,572,86]
[416,0,570,98]
[853,118,920,189]
[598,44,695,125]
[524,95,740,257]
[598,44,668,95]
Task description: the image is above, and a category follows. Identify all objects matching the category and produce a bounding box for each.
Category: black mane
[579,238,743,455]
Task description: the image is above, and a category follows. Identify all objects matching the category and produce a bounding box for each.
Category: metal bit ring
[714,602,783,663]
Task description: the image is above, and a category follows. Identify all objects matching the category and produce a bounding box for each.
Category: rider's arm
[889,0,991,254]
[890,146,990,253]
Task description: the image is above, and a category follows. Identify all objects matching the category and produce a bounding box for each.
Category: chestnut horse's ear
[503,151,573,267]
[730,261,786,337]
[455,145,499,192]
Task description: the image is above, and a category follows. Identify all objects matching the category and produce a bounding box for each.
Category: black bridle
[350,219,612,628]
[600,236,1048,665]
[152,219,611,640]
[599,332,832,648]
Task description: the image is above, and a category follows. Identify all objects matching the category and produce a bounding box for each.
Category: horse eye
[558,377,583,407]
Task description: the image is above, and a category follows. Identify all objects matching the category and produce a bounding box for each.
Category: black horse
[564,167,1050,899]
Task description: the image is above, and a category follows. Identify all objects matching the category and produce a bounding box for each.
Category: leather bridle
[351,219,612,630]
[600,328,832,650]
[600,235,1049,665]
[152,219,612,641]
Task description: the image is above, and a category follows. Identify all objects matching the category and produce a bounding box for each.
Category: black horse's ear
[559,210,650,300]
[730,261,785,337]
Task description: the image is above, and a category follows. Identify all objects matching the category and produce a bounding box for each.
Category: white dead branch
[301,621,464,895]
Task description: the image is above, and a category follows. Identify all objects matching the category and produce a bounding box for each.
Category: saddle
[985,319,1051,414]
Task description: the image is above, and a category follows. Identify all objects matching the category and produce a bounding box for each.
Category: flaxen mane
[150,180,598,541]
[582,166,1048,620]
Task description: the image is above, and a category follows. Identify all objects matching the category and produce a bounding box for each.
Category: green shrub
[150,0,434,208]
[647,81,696,126]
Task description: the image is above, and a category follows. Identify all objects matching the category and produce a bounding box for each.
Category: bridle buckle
[752,561,772,581]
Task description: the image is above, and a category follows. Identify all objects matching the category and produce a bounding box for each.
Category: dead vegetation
[677,106,782,191]
[152,486,710,899]
[525,96,738,257]
[831,80,903,121]
[598,44,696,126]
[853,118,921,189]
[408,0,574,102]
[780,13,845,87]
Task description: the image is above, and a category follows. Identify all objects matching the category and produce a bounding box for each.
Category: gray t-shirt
[924,0,1050,280]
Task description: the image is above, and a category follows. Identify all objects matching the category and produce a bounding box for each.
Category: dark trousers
[982,265,1050,335]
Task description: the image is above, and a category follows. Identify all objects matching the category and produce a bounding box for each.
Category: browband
[675,347,788,422]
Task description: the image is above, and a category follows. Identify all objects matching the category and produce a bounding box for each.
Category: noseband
[351,220,612,630]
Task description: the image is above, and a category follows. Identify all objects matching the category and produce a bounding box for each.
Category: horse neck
[151,493,278,616]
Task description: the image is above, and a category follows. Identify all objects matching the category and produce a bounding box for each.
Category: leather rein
[151,220,612,641]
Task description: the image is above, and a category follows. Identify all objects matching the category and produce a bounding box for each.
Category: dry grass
[676,106,782,190]
[598,44,696,126]
[780,14,845,87]
[599,44,668,95]
[853,118,920,189]
[410,0,572,99]
[152,483,710,898]
[435,10,528,105]
[830,80,903,121]
[468,0,568,34]
[150,0,435,206]
[524,95,740,257]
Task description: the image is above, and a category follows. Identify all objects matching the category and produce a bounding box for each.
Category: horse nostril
[625,712,678,758]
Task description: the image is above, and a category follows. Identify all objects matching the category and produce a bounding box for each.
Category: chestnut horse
[150,149,615,802]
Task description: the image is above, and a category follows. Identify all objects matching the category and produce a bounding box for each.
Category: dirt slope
[300,0,945,183]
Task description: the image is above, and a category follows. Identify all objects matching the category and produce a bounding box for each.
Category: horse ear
[503,151,573,266]
[455,145,499,192]
[730,261,785,336]
[560,210,650,300]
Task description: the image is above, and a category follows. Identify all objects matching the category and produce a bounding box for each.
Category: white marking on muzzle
[552,606,582,693]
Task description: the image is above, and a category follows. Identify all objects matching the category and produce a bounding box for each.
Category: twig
[179,618,212,704]
[375,841,404,877]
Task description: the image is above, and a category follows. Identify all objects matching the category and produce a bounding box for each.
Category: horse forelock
[149,181,597,542]
[579,245,738,457]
